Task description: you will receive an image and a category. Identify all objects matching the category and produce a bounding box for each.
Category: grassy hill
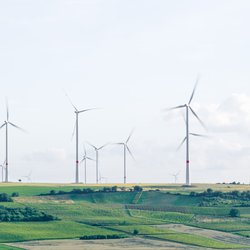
[1,183,250,249]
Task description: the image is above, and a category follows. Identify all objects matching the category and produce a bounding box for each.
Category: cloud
[24,148,67,163]
[205,94,250,133]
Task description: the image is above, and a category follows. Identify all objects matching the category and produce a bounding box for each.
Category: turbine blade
[176,137,187,151]
[126,129,135,144]
[189,106,207,130]
[6,98,9,121]
[164,105,186,111]
[86,157,95,161]
[78,108,98,114]
[188,75,199,105]
[8,122,26,132]
[86,142,97,150]
[126,145,135,160]
[0,123,6,129]
[98,143,109,150]
[190,133,208,138]
[71,122,76,141]
[181,111,186,124]
[64,91,78,111]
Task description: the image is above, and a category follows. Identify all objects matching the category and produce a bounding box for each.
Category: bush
[133,186,143,192]
[133,229,139,235]
[80,234,125,240]
[229,208,240,217]
[111,186,118,192]
[0,193,13,202]
[11,192,19,197]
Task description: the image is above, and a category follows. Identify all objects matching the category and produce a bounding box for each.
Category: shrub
[102,187,111,193]
[133,229,139,235]
[0,193,13,202]
[11,192,19,197]
[229,208,240,217]
[133,186,143,192]
[111,186,118,192]
[80,234,125,240]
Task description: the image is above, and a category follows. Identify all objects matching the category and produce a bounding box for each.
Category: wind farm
[1,1,250,249]
[0,78,249,250]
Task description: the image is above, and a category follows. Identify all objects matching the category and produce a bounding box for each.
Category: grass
[194,220,250,232]
[0,221,123,243]
[0,245,24,250]
[236,231,250,237]
[138,192,201,206]
[0,184,99,196]
[129,209,194,224]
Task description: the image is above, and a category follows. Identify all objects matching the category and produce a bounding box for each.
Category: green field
[1,183,250,249]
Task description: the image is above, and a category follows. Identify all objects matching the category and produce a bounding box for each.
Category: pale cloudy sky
[0,0,250,184]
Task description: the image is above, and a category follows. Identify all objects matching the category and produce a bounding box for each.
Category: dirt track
[156,224,250,246]
[7,237,206,250]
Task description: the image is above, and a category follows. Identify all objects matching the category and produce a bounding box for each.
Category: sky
[0,0,250,184]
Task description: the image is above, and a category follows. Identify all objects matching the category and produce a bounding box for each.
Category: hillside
[1,183,250,249]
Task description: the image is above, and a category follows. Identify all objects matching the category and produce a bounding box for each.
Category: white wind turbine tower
[166,77,206,186]
[88,143,108,184]
[80,145,94,184]
[0,161,5,182]
[115,130,135,184]
[65,93,96,184]
[0,100,25,182]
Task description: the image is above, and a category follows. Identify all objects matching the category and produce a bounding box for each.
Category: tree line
[0,206,57,222]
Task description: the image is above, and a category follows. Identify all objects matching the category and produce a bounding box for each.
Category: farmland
[0,183,250,249]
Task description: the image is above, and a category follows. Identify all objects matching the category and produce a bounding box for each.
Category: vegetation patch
[0,206,56,222]
[0,221,117,243]
[129,209,194,224]
[191,189,250,207]
[0,193,13,202]
[0,245,24,250]
[39,186,143,197]
[80,234,126,240]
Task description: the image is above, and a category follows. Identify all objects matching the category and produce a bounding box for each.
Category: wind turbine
[88,143,108,184]
[0,100,25,182]
[166,77,206,186]
[80,145,94,184]
[114,130,135,184]
[0,161,5,182]
[171,171,180,183]
[65,92,96,184]
[99,171,108,184]
[22,171,32,182]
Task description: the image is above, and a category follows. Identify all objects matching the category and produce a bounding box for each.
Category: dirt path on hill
[6,237,207,250]
[155,224,250,246]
